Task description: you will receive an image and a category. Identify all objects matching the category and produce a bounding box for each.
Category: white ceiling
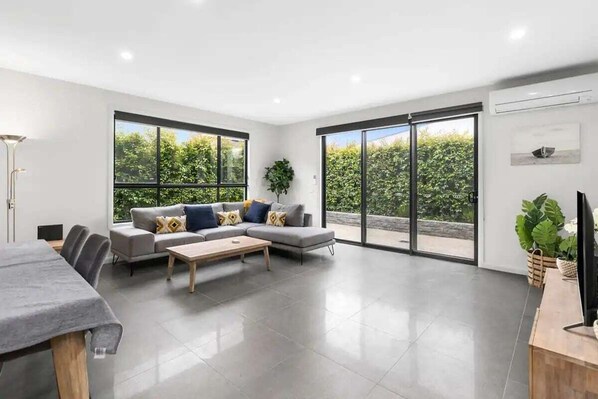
[1,0,597,125]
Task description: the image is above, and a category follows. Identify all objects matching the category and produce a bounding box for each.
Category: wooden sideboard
[529,268,598,398]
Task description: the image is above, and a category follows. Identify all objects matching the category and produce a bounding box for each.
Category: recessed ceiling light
[509,28,527,41]
[273,98,281,104]
[528,92,538,96]
[351,74,361,83]
[120,51,134,61]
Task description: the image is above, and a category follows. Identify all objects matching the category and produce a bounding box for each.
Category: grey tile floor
[0,244,541,399]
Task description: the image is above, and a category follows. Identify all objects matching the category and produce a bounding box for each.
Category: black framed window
[113,112,248,222]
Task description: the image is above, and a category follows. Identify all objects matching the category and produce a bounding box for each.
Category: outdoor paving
[329,223,475,259]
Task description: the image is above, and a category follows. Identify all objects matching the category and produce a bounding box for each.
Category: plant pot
[527,250,557,288]
[556,258,577,278]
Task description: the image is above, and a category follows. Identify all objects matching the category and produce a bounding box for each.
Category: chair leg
[112,255,119,265]
[129,262,134,277]
[328,245,335,256]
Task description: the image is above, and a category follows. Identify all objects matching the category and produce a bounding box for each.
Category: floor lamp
[1,135,26,243]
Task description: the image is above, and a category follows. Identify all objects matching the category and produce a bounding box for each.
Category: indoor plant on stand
[515,193,564,287]
[264,159,295,202]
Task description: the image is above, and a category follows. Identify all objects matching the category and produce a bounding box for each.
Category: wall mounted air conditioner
[489,72,598,115]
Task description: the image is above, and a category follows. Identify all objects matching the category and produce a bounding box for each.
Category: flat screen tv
[564,191,598,330]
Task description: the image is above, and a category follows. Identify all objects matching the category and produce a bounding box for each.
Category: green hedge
[113,128,245,221]
[326,130,474,223]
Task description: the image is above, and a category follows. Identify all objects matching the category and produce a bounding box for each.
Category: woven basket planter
[556,258,577,278]
[527,249,557,288]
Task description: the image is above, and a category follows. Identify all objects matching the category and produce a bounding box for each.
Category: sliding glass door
[323,130,362,242]
[412,115,478,262]
[365,125,411,249]
[321,108,479,265]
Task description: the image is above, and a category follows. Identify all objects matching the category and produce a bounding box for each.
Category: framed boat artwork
[511,123,580,166]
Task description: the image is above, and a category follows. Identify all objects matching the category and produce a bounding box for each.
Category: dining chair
[60,225,90,266]
[74,234,111,289]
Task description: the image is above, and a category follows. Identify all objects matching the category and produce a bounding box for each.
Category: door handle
[468,191,478,204]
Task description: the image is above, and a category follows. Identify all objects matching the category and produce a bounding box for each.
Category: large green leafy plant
[264,159,295,202]
[515,193,565,258]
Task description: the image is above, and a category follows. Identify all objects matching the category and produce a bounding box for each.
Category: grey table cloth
[0,240,122,355]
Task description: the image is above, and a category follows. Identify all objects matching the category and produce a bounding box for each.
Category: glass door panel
[365,125,410,249]
[414,116,477,260]
[324,131,362,242]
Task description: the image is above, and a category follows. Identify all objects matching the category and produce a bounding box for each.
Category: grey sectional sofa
[110,202,335,275]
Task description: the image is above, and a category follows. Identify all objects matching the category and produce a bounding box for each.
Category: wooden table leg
[167,254,175,280]
[264,246,271,271]
[188,261,197,293]
[240,253,245,263]
[51,331,89,399]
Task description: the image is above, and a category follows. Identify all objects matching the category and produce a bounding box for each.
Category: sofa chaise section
[246,225,335,263]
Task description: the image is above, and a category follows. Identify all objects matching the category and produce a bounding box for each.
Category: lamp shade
[0,135,26,144]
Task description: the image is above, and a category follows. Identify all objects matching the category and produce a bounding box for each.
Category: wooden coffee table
[166,236,272,293]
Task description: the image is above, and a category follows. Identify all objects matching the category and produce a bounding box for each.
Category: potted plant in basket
[557,228,577,278]
[515,193,564,287]
[557,211,598,277]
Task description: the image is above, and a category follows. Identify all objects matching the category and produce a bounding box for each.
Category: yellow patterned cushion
[156,216,187,234]
[217,210,242,226]
[266,211,286,227]
[243,198,267,211]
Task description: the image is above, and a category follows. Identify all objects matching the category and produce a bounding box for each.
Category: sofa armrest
[303,213,313,227]
[110,226,155,259]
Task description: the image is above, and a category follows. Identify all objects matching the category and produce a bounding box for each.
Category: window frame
[113,112,248,223]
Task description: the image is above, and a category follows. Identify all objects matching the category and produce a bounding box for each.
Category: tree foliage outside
[114,125,246,222]
[325,129,475,223]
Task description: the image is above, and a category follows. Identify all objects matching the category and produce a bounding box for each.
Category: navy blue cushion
[185,205,218,231]
[244,201,271,223]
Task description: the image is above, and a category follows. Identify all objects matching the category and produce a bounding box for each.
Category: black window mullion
[156,126,161,207]
[216,136,222,201]
[244,140,249,200]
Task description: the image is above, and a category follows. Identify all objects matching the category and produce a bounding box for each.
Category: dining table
[0,239,122,399]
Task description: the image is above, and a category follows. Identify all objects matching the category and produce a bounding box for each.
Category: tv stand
[529,269,598,398]
[562,321,584,331]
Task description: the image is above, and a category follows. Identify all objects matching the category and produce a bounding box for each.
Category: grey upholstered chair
[60,225,90,266]
[74,234,111,289]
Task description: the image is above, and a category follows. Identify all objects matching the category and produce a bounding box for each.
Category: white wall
[2,65,597,276]
[0,67,281,242]
[279,81,598,275]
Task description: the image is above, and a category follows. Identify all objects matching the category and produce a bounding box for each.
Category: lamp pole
[1,135,26,243]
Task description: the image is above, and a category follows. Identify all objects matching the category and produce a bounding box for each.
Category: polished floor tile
[159,305,250,349]
[0,244,535,399]
[416,316,516,385]
[260,301,345,345]
[299,284,379,318]
[503,379,528,399]
[241,349,376,399]
[87,323,190,391]
[311,319,411,381]
[367,385,406,399]
[96,352,246,399]
[350,300,436,342]
[194,323,303,388]
[380,343,504,399]
[219,288,295,321]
